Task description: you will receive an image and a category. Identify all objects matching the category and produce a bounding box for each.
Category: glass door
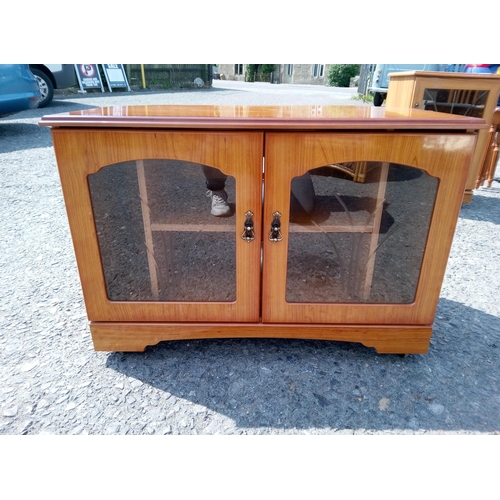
[53,128,263,323]
[262,131,476,325]
[419,87,488,117]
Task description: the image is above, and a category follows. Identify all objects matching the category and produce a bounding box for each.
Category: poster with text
[102,64,130,91]
[75,64,104,91]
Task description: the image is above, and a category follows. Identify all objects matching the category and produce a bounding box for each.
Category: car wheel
[31,69,54,108]
[373,92,384,107]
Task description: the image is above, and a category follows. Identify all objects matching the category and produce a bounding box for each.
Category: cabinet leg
[462,189,473,204]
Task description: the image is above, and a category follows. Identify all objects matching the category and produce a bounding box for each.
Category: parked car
[0,64,41,118]
[29,64,77,108]
[369,64,443,106]
[463,65,500,105]
[463,64,500,74]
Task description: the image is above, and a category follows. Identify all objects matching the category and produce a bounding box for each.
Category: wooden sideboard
[40,105,485,354]
[386,71,500,203]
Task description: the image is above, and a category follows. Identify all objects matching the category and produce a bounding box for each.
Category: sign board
[102,64,131,92]
[74,64,104,92]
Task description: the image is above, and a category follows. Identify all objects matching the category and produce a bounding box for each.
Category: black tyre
[373,92,384,107]
[31,68,54,108]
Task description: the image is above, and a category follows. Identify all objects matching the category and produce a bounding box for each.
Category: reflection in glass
[88,160,236,302]
[422,88,488,118]
[286,162,438,304]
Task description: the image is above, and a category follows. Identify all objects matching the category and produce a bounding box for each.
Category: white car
[29,64,77,108]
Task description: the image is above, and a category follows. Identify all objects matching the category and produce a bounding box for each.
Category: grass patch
[351,93,374,103]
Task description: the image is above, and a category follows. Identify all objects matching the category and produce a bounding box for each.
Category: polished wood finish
[40,104,487,131]
[41,105,484,354]
[50,128,263,323]
[386,71,500,203]
[90,322,433,354]
[476,107,500,188]
[262,132,476,325]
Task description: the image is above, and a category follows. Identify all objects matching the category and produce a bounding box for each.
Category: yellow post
[140,64,147,89]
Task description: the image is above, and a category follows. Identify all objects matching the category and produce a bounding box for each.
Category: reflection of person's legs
[203,165,230,216]
[290,172,316,222]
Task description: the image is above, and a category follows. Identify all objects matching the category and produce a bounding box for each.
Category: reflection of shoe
[207,189,230,216]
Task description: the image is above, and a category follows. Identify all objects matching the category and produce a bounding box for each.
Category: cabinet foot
[90,322,432,355]
[462,189,473,204]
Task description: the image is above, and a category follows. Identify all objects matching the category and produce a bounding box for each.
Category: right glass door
[262,131,476,326]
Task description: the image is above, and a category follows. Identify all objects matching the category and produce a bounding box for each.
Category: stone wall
[283,64,330,85]
[218,64,246,81]
[218,64,331,85]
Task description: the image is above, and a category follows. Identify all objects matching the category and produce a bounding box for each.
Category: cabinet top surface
[39,104,487,130]
[389,70,500,81]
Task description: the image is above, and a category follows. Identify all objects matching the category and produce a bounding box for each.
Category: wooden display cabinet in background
[386,71,500,203]
[40,105,485,354]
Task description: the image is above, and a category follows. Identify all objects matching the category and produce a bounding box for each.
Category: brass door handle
[241,211,255,242]
[268,211,283,242]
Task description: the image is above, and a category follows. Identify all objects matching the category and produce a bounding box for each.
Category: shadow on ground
[459,189,500,225]
[106,298,500,432]
[0,101,98,154]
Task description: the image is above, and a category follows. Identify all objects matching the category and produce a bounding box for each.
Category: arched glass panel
[88,159,236,302]
[286,162,438,304]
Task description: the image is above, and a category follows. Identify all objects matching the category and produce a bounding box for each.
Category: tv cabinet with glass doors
[40,105,485,354]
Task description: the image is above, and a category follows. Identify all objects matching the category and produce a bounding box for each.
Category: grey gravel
[0,81,499,435]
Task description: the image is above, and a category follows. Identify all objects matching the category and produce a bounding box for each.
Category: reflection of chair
[327,161,368,182]
[476,106,500,188]
[327,161,382,183]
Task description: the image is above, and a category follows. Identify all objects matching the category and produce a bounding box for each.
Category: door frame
[51,128,264,323]
[262,131,476,325]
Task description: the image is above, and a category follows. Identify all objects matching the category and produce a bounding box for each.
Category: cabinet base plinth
[90,322,432,355]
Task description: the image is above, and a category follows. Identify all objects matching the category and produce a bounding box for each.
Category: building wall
[282,64,330,85]
[218,64,331,85]
[218,64,246,81]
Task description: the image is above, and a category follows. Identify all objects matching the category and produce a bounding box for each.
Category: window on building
[234,64,244,75]
[287,64,293,76]
[313,64,324,78]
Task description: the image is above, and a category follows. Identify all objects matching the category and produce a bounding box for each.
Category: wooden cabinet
[386,71,500,203]
[40,105,485,354]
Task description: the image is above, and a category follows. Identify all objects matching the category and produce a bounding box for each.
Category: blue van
[369,64,444,106]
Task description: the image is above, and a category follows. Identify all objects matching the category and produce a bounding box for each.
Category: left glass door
[52,128,263,323]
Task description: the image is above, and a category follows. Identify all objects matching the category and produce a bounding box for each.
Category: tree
[245,64,277,82]
[245,64,257,82]
[327,64,360,87]
[261,64,276,75]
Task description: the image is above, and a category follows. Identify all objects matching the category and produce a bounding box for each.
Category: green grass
[351,93,374,103]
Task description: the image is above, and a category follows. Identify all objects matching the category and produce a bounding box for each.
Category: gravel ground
[1,81,499,436]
